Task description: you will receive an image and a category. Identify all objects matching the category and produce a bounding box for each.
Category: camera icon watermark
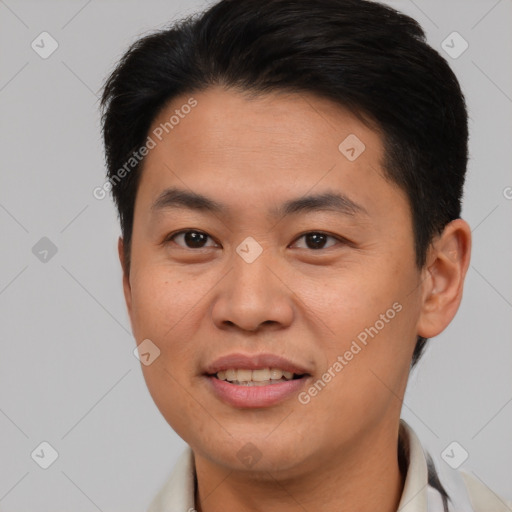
[31,441,59,469]
[32,237,58,263]
[339,134,366,162]
[441,441,469,469]
[133,339,161,366]
[237,442,262,468]
[441,32,468,60]
[31,31,59,59]
[236,236,263,263]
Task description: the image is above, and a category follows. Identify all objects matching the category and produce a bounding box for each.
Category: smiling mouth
[209,367,308,386]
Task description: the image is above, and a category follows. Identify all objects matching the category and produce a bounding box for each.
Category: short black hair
[100,0,468,368]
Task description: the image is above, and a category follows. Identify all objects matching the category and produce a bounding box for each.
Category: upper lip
[204,353,311,376]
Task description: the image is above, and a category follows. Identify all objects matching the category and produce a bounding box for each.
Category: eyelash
[163,229,349,251]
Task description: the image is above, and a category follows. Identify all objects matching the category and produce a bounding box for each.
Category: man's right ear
[118,237,132,318]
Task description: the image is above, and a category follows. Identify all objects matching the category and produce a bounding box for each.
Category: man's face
[122,86,425,473]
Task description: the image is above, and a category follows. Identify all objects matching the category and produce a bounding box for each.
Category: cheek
[139,360,204,446]
[129,265,192,338]
[129,265,209,378]
[129,267,204,433]
[130,274,168,340]
[296,263,402,335]
[299,256,420,375]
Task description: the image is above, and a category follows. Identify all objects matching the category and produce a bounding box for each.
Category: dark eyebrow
[151,187,368,218]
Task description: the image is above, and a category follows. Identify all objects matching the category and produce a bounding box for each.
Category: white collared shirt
[147,419,512,512]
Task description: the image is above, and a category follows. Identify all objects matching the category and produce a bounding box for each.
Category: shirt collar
[397,418,430,512]
[147,419,444,512]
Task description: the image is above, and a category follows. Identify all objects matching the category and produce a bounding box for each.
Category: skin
[119,85,471,512]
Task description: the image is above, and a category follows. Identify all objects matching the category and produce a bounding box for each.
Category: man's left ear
[416,218,472,339]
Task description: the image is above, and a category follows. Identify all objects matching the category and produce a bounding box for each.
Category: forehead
[134,86,407,223]
[148,86,382,164]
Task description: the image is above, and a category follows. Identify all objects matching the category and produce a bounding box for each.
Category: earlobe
[118,237,132,317]
[416,219,472,339]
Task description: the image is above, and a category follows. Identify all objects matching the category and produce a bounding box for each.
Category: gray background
[0,0,511,510]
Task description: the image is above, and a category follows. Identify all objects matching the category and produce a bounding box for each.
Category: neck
[193,418,406,512]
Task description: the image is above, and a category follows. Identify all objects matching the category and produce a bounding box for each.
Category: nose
[211,247,295,333]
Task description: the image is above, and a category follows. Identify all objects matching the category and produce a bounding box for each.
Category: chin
[197,433,313,475]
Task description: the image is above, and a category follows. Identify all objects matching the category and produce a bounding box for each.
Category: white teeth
[269,368,283,380]
[232,380,287,386]
[252,368,271,381]
[236,369,252,382]
[215,367,298,383]
[225,369,237,381]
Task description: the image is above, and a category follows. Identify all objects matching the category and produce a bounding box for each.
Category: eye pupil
[185,231,208,248]
[306,232,327,250]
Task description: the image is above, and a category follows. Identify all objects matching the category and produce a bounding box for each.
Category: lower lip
[206,376,309,408]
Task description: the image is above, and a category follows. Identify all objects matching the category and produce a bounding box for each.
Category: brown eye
[166,230,217,249]
[292,232,341,250]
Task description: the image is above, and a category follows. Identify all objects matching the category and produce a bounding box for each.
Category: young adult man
[100,0,511,510]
